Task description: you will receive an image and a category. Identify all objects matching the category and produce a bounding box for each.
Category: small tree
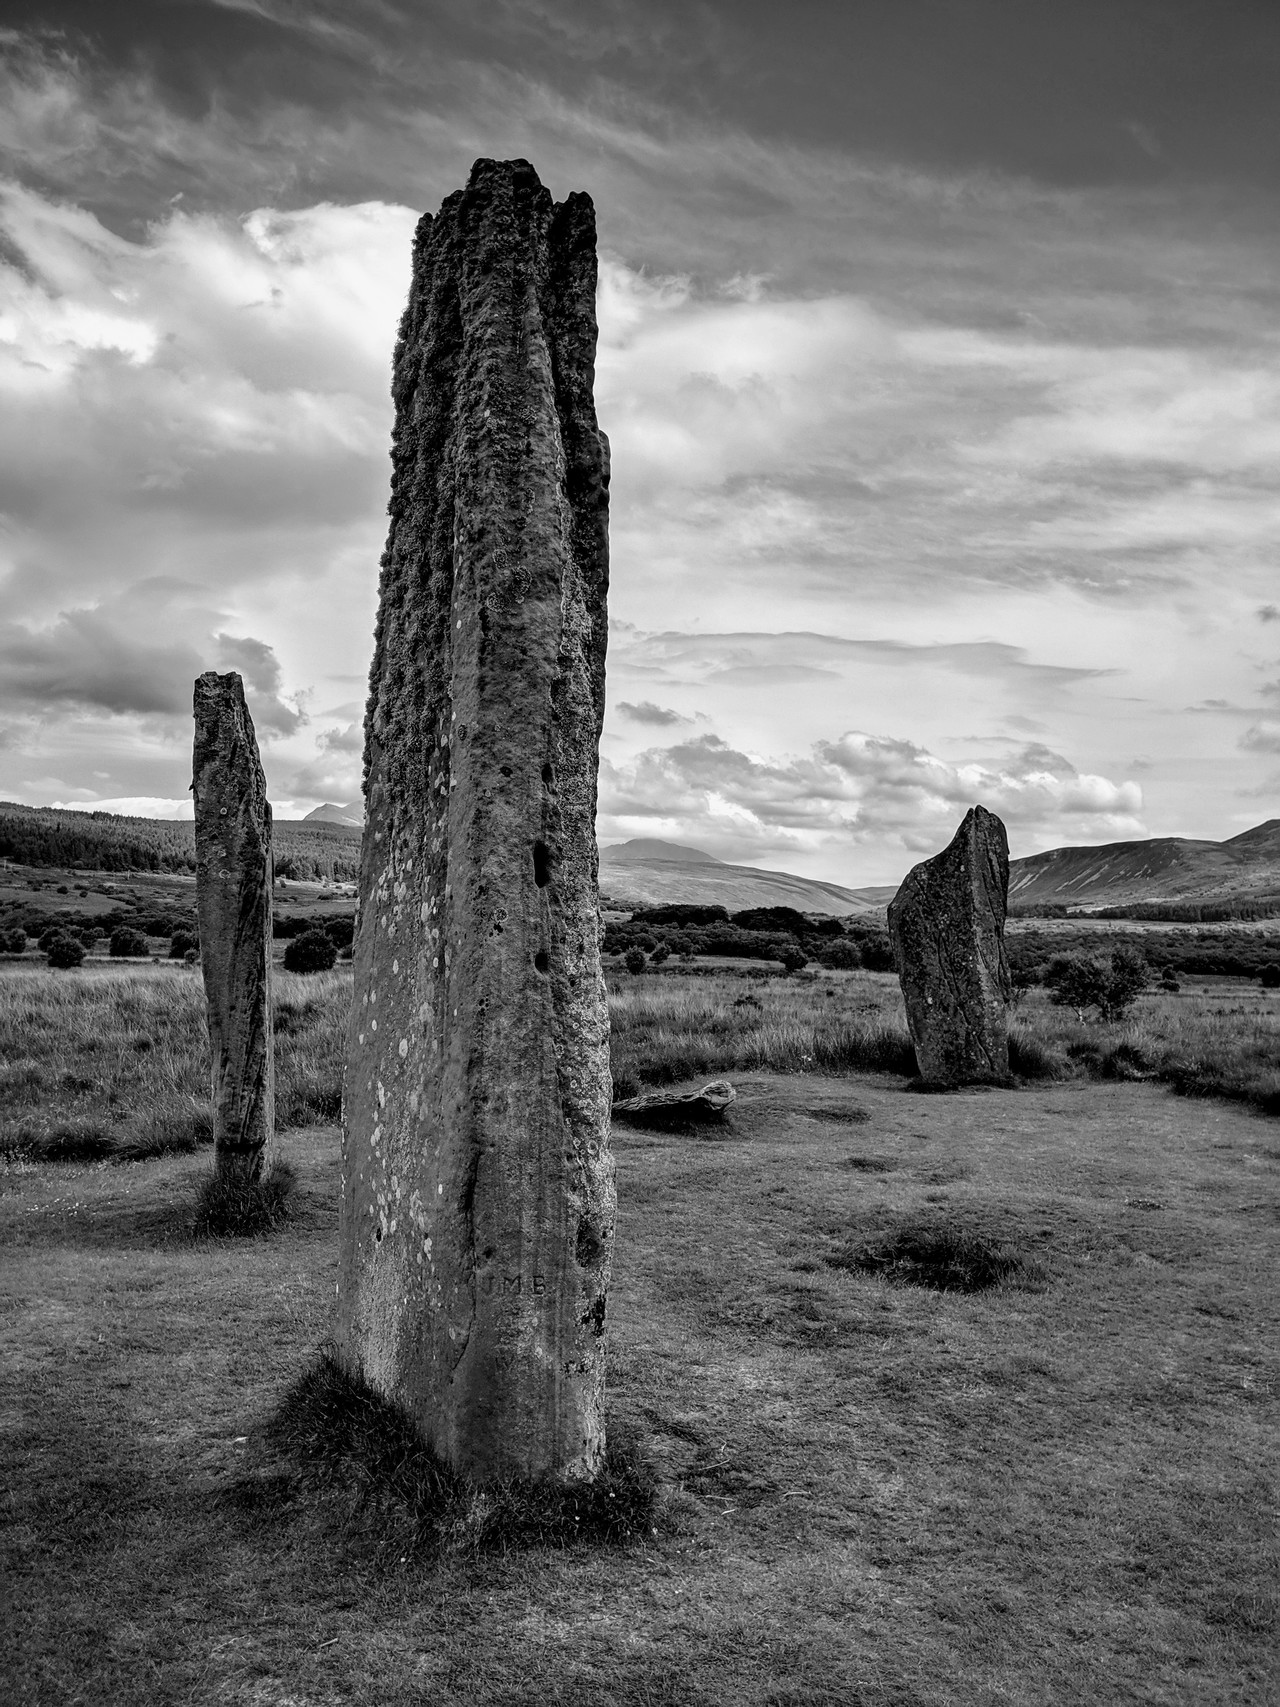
[1261,963,1280,990]
[110,926,150,958]
[169,929,199,960]
[623,946,647,976]
[3,928,26,953]
[649,941,671,966]
[283,928,338,973]
[1103,944,1149,1020]
[46,932,85,970]
[774,943,808,974]
[1046,948,1148,1022]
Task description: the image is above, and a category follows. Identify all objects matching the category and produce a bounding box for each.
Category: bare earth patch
[2,1075,1277,1705]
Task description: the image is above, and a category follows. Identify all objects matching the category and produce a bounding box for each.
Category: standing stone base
[888,805,1013,1088]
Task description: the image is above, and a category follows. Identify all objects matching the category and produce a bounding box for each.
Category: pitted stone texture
[888,805,1013,1087]
[193,670,275,1178]
[337,159,614,1485]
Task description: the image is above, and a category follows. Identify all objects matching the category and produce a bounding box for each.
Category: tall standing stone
[888,805,1013,1087]
[336,159,614,1485]
[192,670,275,1181]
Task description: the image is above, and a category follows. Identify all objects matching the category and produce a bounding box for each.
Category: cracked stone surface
[336,158,614,1484]
[888,805,1013,1087]
[192,670,275,1180]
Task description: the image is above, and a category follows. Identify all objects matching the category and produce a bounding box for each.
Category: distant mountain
[304,800,363,827]
[601,838,722,866]
[599,839,889,916]
[1007,819,1280,910]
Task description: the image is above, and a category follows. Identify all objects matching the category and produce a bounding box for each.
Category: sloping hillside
[1007,820,1280,910]
[0,801,362,882]
[599,839,890,916]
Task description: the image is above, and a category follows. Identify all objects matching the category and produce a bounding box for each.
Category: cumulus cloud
[600,728,1144,877]
[615,700,690,725]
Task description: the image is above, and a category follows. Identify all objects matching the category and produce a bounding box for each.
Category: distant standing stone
[888,805,1013,1087]
[337,159,615,1485]
[193,670,275,1180]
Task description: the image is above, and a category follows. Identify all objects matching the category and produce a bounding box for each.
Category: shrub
[1046,947,1148,1022]
[169,930,198,960]
[815,940,861,970]
[859,937,896,973]
[649,941,670,966]
[3,927,25,953]
[623,946,648,976]
[283,929,338,974]
[45,932,85,970]
[110,926,150,958]
[1262,964,1280,989]
[775,944,809,974]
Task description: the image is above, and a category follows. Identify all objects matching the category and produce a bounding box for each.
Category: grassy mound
[258,1351,657,1562]
[825,1217,1047,1293]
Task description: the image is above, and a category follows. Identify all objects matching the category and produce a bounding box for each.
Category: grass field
[2,963,1278,1704]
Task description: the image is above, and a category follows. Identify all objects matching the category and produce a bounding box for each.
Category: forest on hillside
[0,802,361,882]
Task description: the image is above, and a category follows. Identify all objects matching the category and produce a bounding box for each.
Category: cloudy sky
[1,1,1278,883]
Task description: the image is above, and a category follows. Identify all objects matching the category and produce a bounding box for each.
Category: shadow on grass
[234,1349,658,1563]
[191,1160,297,1236]
[825,1218,1049,1294]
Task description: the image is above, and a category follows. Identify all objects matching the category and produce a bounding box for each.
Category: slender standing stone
[337,159,614,1485]
[192,670,275,1180]
[888,805,1013,1087]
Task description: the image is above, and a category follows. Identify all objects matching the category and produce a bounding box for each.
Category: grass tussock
[258,1350,657,1562]
[192,1158,297,1236]
[825,1218,1048,1293]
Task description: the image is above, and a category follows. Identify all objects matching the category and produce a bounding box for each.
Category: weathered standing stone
[192,670,275,1180]
[887,805,1013,1087]
[336,159,614,1485]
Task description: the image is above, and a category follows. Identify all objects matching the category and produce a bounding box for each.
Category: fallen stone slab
[888,804,1013,1088]
[611,1081,736,1130]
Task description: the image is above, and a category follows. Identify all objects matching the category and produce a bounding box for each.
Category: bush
[623,947,648,976]
[859,937,896,973]
[2,927,25,953]
[1261,964,1280,989]
[649,942,670,966]
[169,930,198,960]
[775,944,809,974]
[283,929,338,974]
[1045,947,1148,1022]
[45,932,85,970]
[815,940,861,970]
[110,926,150,958]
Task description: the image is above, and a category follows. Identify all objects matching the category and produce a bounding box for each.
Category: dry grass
[0,966,351,1163]
[3,1073,1277,1705]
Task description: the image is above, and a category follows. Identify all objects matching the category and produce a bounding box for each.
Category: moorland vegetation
[4,961,1276,1704]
